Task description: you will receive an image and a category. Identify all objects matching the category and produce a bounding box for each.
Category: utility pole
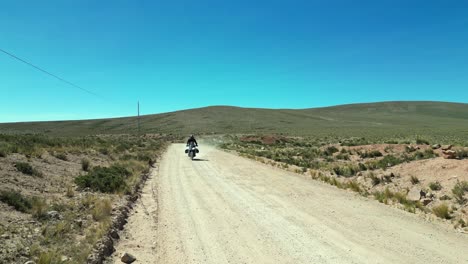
[137,101,140,134]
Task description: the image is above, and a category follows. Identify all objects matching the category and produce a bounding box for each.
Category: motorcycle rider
[186,134,198,147]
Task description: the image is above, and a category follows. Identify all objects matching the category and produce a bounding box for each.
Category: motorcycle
[185,142,199,160]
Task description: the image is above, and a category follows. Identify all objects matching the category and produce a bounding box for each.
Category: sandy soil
[110,144,468,264]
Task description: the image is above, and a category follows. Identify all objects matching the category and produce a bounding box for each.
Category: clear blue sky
[1,1,467,122]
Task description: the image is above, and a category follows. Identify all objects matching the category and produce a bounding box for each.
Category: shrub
[335,153,349,160]
[360,150,383,159]
[0,190,32,212]
[15,162,34,175]
[329,177,344,188]
[15,162,43,177]
[0,148,6,157]
[369,173,381,186]
[368,155,402,170]
[54,152,68,161]
[92,199,112,221]
[358,163,367,171]
[323,146,339,156]
[457,219,467,228]
[410,149,437,161]
[416,138,430,145]
[346,180,361,193]
[452,181,468,204]
[332,165,358,177]
[373,189,390,204]
[429,181,442,191]
[38,251,60,264]
[75,165,131,193]
[456,149,468,159]
[340,137,368,146]
[410,175,420,185]
[432,203,451,219]
[81,158,91,171]
[99,148,110,155]
[66,185,75,198]
[31,197,47,219]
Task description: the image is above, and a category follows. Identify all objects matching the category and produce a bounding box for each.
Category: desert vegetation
[0,133,169,263]
[221,134,468,231]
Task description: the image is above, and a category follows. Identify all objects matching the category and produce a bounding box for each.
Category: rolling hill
[1,101,467,140]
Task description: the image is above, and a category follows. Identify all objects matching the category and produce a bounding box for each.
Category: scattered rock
[432,144,441,149]
[406,145,417,152]
[1,234,10,239]
[407,187,423,201]
[110,229,120,240]
[121,252,136,263]
[442,150,457,159]
[24,261,35,264]
[421,198,433,206]
[46,211,62,220]
[441,145,452,151]
[74,219,83,227]
[420,190,426,198]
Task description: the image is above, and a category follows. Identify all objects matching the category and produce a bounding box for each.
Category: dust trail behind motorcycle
[109,144,468,264]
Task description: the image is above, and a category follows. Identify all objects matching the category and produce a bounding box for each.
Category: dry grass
[433,204,451,219]
[92,198,112,221]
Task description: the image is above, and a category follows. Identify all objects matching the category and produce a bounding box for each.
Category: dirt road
[111,144,468,263]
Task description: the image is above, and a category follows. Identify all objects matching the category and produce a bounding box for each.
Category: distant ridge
[1,101,467,138]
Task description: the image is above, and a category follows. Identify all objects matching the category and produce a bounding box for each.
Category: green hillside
[1,101,467,140]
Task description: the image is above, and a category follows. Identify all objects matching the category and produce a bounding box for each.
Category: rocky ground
[0,134,168,263]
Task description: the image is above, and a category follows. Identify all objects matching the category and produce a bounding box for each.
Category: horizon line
[2,100,467,125]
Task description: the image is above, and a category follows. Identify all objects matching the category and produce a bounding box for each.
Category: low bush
[81,158,91,171]
[410,175,420,185]
[409,149,437,161]
[452,181,468,204]
[31,197,47,219]
[416,138,430,145]
[66,185,75,198]
[373,188,422,212]
[456,149,468,159]
[340,137,368,146]
[99,148,110,155]
[360,150,383,159]
[369,173,381,186]
[54,152,68,161]
[0,190,32,212]
[367,155,402,170]
[432,203,451,219]
[335,153,349,160]
[332,164,359,177]
[15,162,43,177]
[346,180,361,193]
[429,181,442,191]
[0,148,7,157]
[75,165,131,193]
[92,199,112,221]
[323,146,339,156]
[15,162,34,175]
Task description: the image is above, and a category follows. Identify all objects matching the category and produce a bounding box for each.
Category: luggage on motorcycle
[185,149,188,153]
[196,149,199,153]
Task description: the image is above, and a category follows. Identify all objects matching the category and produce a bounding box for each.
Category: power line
[0,48,102,98]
